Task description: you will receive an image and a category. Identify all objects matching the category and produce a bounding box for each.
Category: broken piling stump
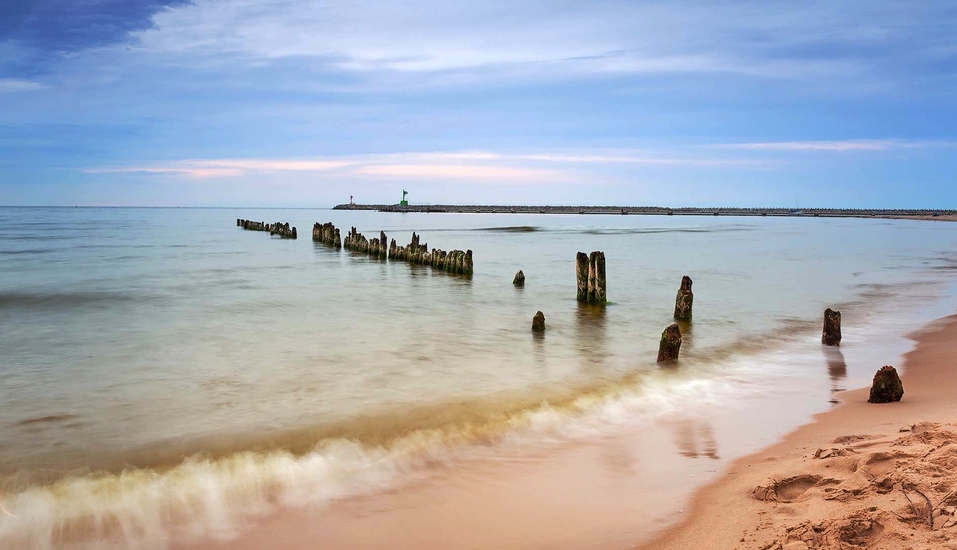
[237,219,297,238]
[513,270,525,286]
[868,366,903,403]
[657,323,682,362]
[312,222,342,248]
[576,251,606,304]
[674,276,693,320]
[531,311,546,332]
[822,308,842,346]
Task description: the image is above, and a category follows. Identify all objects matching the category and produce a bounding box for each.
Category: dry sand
[642,314,957,550]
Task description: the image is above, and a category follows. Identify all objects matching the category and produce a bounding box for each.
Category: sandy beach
[643,314,957,549]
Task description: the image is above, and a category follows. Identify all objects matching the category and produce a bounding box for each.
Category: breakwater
[333,204,956,219]
[237,219,297,238]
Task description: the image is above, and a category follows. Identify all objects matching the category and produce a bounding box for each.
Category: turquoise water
[1,207,956,549]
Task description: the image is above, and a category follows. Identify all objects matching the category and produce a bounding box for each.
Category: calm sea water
[1,207,956,549]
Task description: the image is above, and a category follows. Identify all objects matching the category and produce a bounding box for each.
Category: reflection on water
[823,346,848,389]
[673,420,720,460]
[575,302,608,372]
[676,318,693,350]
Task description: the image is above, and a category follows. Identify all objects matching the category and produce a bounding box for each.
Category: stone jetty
[531,311,546,332]
[674,276,693,320]
[657,323,683,362]
[312,222,342,248]
[237,219,297,239]
[822,308,842,346]
[576,251,606,304]
[868,366,903,403]
[343,227,389,258]
[513,270,525,286]
[334,204,957,220]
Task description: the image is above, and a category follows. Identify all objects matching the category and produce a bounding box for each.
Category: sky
[1,0,956,207]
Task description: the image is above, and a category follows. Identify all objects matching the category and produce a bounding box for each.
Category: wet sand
[182,316,957,550]
[643,314,957,549]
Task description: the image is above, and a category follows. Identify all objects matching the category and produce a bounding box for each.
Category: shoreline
[641,313,957,549]
[333,203,957,221]
[175,306,957,550]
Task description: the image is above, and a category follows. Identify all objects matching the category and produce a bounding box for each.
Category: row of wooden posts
[315,222,474,276]
[237,221,856,378]
[531,252,846,368]
[236,218,298,239]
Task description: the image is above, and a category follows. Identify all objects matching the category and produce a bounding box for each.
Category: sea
[1,207,956,549]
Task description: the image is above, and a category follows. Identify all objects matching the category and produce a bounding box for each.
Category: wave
[581,226,754,235]
[0,249,59,256]
[15,414,80,427]
[0,364,757,550]
[0,291,141,311]
[473,226,540,233]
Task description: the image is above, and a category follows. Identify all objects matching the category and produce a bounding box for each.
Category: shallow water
[1,207,956,549]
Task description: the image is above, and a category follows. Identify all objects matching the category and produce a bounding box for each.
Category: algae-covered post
[674,276,694,320]
[238,219,296,238]
[268,221,297,239]
[576,251,606,304]
[822,308,842,346]
[513,270,525,286]
[657,323,682,362]
[312,222,343,248]
[590,251,606,303]
[576,252,589,302]
[532,311,546,332]
[868,365,903,403]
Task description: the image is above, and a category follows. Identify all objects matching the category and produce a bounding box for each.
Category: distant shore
[334,203,957,221]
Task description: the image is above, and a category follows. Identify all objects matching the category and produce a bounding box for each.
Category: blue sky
[1,0,955,207]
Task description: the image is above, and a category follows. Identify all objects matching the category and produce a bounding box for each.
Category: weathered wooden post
[822,308,842,346]
[674,276,693,320]
[532,311,546,332]
[590,251,606,303]
[576,252,589,302]
[868,366,903,403]
[513,270,525,286]
[577,251,606,304]
[657,323,682,362]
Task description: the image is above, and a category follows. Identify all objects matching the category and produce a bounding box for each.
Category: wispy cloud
[127,0,954,88]
[353,163,559,182]
[717,139,957,152]
[0,79,45,93]
[80,149,755,183]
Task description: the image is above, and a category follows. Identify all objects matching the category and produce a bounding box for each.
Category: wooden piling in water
[576,251,606,304]
[237,219,297,239]
[657,323,682,362]
[674,276,693,320]
[822,308,842,346]
[312,222,342,248]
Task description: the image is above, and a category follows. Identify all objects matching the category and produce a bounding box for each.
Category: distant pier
[333,204,955,220]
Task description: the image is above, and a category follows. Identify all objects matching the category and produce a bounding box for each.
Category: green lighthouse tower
[400,189,409,206]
